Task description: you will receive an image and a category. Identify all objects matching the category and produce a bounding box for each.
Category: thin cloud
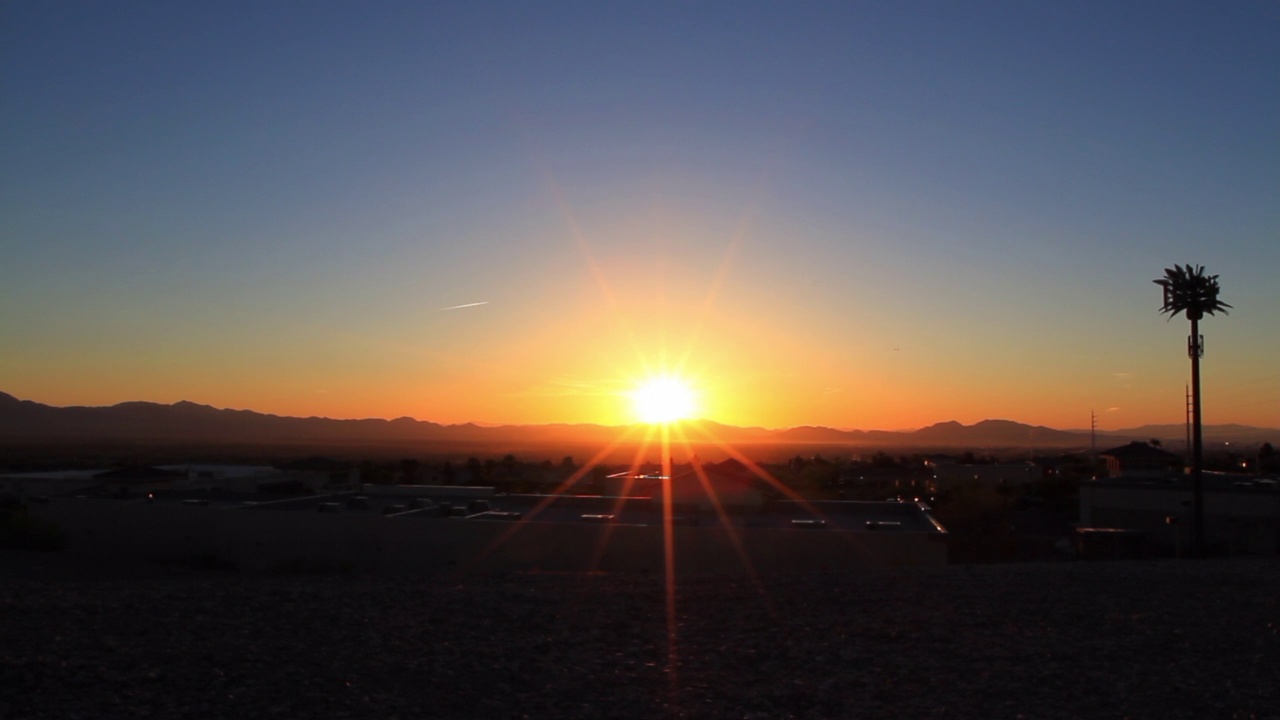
[440,301,489,311]
[514,378,625,398]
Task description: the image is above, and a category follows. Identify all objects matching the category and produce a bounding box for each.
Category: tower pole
[1185,385,1192,466]
[1189,320,1204,555]
[1090,410,1097,474]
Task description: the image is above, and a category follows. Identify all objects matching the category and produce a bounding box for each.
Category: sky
[2,1,1278,431]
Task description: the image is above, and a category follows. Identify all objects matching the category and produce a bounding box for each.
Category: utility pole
[1090,410,1097,474]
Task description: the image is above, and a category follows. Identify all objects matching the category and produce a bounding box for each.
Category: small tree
[1259,442,1276,474]
[465,457,483,485]
[0,495,66,552]
[399,458,420,485]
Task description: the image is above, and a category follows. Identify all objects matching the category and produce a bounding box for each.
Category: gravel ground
[2,555,1277,719]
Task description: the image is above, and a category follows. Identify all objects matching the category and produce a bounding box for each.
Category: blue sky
[2,1,1277,429]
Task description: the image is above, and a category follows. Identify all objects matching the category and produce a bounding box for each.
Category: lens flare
[630,376,697,424]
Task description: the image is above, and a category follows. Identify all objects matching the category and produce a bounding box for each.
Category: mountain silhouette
[0,393,1274,450]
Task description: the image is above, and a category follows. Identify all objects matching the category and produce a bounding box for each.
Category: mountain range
[1,392,1275,451]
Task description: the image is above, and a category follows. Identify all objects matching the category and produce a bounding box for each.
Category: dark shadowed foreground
[2,557,1276,719]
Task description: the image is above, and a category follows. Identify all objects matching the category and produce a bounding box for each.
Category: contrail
[440,301,489,311]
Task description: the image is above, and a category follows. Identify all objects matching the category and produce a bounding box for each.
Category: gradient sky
[3,1,1278,431]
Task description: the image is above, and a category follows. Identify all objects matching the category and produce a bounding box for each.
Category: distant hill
[0,392,1274,451]
[1099,423,1279,445]
[910,419,1092,447]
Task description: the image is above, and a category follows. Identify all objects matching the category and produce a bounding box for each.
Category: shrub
[0,495,66,552]
[268,557,354,575]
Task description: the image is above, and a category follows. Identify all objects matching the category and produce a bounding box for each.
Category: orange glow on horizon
[9,165,1276,435]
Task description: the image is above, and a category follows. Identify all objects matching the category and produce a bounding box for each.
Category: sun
[629,375,698,424]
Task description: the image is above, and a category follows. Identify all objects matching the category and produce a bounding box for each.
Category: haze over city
[3,2,1277,432]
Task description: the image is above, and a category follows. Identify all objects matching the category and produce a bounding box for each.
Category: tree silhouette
[1154,264,1230,554]
[399,458,420,485]
[1259,442,1275,474]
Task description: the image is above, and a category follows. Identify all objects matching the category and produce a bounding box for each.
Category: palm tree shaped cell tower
[1154,264,1230,555]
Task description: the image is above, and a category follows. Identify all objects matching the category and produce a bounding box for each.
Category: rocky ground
[1,555,1277,719]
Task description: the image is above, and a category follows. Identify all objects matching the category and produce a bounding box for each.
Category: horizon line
[3,391,1276,436]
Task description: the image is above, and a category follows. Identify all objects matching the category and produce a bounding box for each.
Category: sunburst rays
[463,165,790,708]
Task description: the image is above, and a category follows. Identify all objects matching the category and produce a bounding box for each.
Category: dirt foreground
[2,555,1276,719]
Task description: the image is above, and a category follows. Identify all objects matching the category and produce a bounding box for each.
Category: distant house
[91,465,185,494]
[925,458,1039,492]
[606,459,765,512]
[273,458,360,490]
[670,459,764,512]
[1080,477,1280,555]
[837,462,918,492]
[1099,442,1182,479]
[0,469,106,497]
[603,471,667,498]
